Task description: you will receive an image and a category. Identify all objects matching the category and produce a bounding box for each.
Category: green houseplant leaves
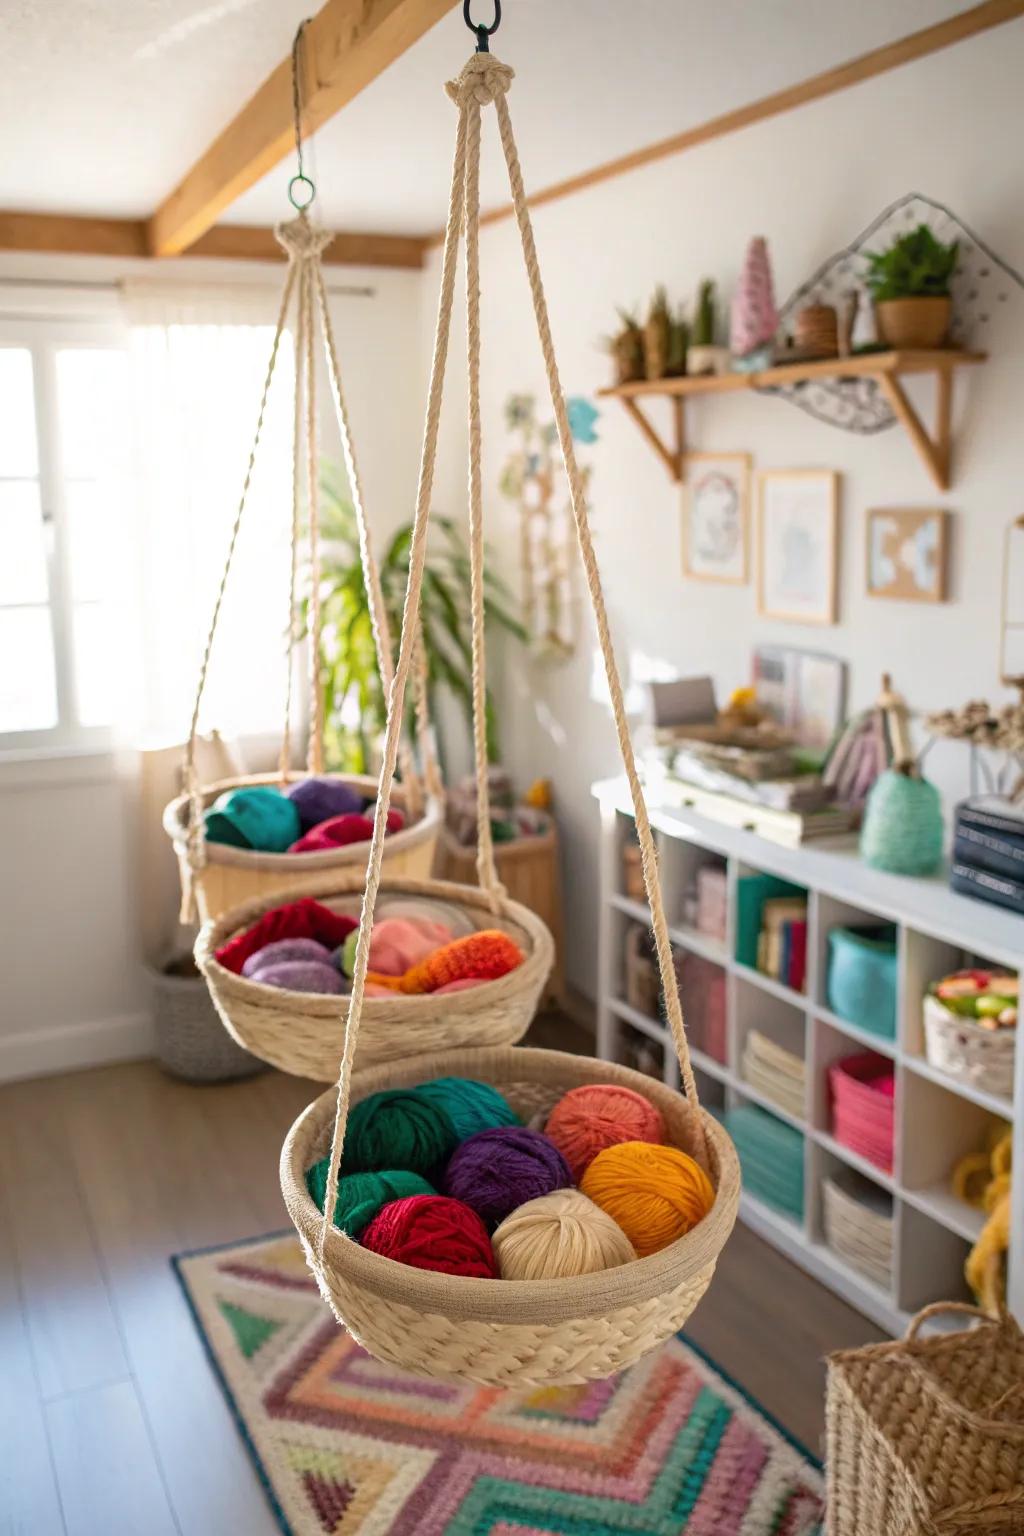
[863,224,959,302]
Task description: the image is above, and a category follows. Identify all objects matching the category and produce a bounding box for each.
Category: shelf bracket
[874,367,953,491]
[619,397,683,482]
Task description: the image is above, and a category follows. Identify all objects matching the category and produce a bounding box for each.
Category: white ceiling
[1,0,980,234]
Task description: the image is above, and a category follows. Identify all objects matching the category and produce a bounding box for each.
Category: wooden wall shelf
[596,349,985,490]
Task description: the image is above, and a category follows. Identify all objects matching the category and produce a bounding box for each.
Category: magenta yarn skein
[442,1126,572,1229]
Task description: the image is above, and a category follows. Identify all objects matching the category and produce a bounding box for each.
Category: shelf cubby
[595,778,1024,1333]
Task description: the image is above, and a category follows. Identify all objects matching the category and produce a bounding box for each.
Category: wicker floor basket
[826,1303,1024,1535]
[281,1045,740,1388]
[148,959,265,1083]
[164,772,442,924]
[195,872,554,1080]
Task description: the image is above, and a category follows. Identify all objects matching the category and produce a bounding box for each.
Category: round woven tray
[195,872,554,1079]
[164,772,443,923]
[281,1045,740,1387]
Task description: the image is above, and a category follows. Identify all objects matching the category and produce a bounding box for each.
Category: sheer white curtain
[123,281,297,750]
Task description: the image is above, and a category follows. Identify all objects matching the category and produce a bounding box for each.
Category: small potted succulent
[863,224,959,349]
[686,279,730,376]
[606,308,644,385]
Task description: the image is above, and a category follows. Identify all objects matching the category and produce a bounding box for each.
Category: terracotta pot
[875,296,951,349]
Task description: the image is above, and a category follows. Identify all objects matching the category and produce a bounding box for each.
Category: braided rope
[463,93,503,905]
[317,101,471,1259]
[301,260,325,775]
[182,261,298,897]
[279,256,306,783]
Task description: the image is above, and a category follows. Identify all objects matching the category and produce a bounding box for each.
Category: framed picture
[682,453,750,584]
[752,645,848,750]
[865,507,948,602]
[757,469,839,625]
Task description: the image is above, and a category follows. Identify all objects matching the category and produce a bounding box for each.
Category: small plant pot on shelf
[875,296,951,350]
[922,994,1016,1098]
[685,344,730,378]
[149,955,265,1083]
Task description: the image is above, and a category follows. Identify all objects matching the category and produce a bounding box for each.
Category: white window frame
[0,313,130,756]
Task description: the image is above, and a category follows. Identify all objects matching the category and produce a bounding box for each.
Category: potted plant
[863,224,959,349]
[686,279,730,376]
[307,464,525,774]
[642,286,672,380]
[606,308,644,385]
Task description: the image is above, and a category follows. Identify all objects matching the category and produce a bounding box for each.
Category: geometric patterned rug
[174,1233,824,1536]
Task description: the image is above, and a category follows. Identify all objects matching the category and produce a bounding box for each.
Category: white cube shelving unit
[594,777,1023,1335]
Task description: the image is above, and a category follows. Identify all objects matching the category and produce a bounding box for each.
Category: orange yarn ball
[543,1084,666,1181]
[580,1141,714,1257]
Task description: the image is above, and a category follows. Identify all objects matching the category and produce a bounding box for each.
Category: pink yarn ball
[543,1083,666,1181]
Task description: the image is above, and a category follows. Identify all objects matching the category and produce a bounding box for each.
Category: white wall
[0,253,427,1079]
[422,22,1024,999]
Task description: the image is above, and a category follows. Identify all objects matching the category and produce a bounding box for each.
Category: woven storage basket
[195,870,554,1080]
[829,1051,895,1173]
[165,772,442,924]
[281,1045,740,1388]
[148,959,265,1083]
[826,1303,1024,1535]
[923,994,1017,1099]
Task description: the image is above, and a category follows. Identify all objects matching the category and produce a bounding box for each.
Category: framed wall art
[682,452,750,584]
[865,507,948,603]
[757,469,839,625]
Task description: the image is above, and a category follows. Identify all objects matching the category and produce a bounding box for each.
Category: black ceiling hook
[463,0,500,52]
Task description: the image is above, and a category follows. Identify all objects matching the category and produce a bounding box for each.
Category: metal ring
[288,173,316,211]
[463,0,500,50]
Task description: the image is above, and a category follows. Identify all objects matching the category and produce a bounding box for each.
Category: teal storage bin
[827,925,898,1040]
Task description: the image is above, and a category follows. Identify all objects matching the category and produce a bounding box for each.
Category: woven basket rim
[195,871,555,1022]
[280,1045,740,1325]
[163,771,442,871]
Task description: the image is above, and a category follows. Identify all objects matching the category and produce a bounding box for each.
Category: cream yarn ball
[491,1187,636,1281]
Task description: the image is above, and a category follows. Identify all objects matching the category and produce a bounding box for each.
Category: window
[0,323,130,750]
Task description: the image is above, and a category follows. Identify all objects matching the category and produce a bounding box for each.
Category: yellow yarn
[492,1188,636,1280]
[580,1141,715,1258]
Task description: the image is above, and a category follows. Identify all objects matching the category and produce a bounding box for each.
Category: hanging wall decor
[865,507,948,603]
[499,392,596,658]
[682,452,750,584]
[757,470,839,625]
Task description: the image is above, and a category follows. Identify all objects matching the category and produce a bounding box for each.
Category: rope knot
[275,212,336,263]
[445,52,514,109]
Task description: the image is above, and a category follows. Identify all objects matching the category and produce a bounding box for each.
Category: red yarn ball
[544,1083,666,1181]
[359,1194,498,1278]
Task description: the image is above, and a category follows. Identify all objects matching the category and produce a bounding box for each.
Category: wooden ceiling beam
[146,0,459,258]
[0,211,427,269]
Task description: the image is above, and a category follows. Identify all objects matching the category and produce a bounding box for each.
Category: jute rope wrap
[315,53,713,1262]
[177,210,433,918]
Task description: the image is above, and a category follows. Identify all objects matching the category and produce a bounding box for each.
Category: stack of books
[741,1029,806,1120]
[724,1103,805,1221]
[756,896,808,992]
[951,797,1024,915]
[823,1169,894,1290]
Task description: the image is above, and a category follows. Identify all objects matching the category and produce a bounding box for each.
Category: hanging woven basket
[196,871,553,1078]
[282,1045,739,1386]
[280,45,740,1389]
[164,771,441,924]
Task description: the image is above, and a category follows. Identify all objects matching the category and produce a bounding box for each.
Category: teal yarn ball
[305,1160,434,1237]
[414,1077,521,1141]
[861,769,944,876]
[342,1089,459,1177]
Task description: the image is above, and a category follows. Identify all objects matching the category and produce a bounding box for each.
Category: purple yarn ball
[442,1126,572,1229]
[242,938,336,978]
[249,959,343,994]
[286,776,366,833]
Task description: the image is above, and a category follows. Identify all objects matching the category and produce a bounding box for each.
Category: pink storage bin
[829,1052,895,1174]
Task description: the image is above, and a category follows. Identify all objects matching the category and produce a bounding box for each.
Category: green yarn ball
[860,769,944,876]
[305,1161,434,1237]
[414,1077,521,1141]
[342,1089,459,1177]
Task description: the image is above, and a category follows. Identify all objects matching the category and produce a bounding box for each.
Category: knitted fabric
[286,776,365,833]
[241,937,335,978]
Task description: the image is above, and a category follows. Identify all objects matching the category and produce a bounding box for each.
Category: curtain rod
[0,276,376,298]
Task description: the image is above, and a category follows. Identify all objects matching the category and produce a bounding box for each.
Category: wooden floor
[0,1052,884,1536]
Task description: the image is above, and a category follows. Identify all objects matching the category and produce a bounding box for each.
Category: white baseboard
[0,1012,155,1084]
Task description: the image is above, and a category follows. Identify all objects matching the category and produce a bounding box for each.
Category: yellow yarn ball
[580,1141,715,1258]
[491,1188,636,1280]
